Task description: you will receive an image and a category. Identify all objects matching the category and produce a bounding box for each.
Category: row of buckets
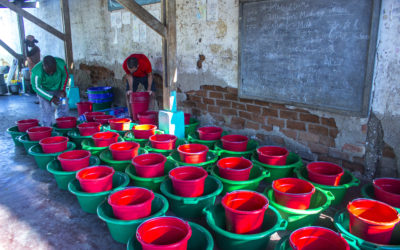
[7,115,400,249]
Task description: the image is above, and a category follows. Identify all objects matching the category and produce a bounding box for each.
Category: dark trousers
[126,76,156,92]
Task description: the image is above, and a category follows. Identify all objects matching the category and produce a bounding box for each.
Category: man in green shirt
[31,56,70,126]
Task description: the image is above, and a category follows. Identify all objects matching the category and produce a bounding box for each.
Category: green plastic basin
[265,187,334,230]
[252,152,303,182]
[295,166,360,205]
[187,131,228,150]
[68,172,129,214]
[125,159,178,193]
[6,125,25,146]
[99,148,147,172]
[46,156,100,190]
[334,211,400,249]
[103,123,136,137]
[97,193,169,244]
[144,138,187,157]
[204,203,287,250]
[168,150,219,171]
[81,137,124,156]
[214,139,259,159]
[52,124,77,136]
[127,221,214,250]
[211,164,269,194]
[361,183,400,212]
[67,129,91,149]
[123,130,163,147]
[28,142,76,169]
[275,235,360,250]
[185,118,199,138]
[18,132,61,153]
[160,176,223,219]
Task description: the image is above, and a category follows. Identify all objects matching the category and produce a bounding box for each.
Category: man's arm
[31,72,54,101]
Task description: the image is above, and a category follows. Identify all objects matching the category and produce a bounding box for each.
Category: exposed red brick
[321,117,337,128]
[216,100,231,108]
[308,143,329,154]
[245,121,260,130]
[329,128,339,138]
[286,120,306,131]
[342,160,364,173]
[232,102,246,110]
[246,104,262,114]
[328,148,350,161]
[182,101,196,108]
[308,124,329,136]
[214,86,227,92]
[280,110,298,120]
[319,136,335,147]
[209,91,224,99]
[254,100,269,106]
[383,143,396,158]
[282,129,297,140]
[226,87,238,95]
[200,85,215,91]
[224,93,238,101]
[228,117,245,129]
[261,125,273,131]
[208,105,220,114]
[221,108,237,116]
[251,114,266,124]
[196,103,207,110]
[262,108,278,117]
[212,115,225,123]
[300,113,320,123]
[271,135,285,145]
[268,117,285,128]
[203,98,215,105]
[342,143,365,154]
[192,108,201,116]
[298,131,319,143]
[317,155,342,165]
[187,95,202,103]
[239,98,254,104]
[239,111,252,120]
[353,156,365,165]
[361,124,368,134]
[269,103,286,109]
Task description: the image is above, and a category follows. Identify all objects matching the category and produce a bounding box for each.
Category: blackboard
[108,0,160,11]
[238,0,381,116]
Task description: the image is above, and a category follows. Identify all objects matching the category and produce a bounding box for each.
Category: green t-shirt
[31,57,69,101]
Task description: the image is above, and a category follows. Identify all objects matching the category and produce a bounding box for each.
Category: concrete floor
[0,94,367,250]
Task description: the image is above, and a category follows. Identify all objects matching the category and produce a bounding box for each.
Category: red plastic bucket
[184,113,191,125]
[272,178,315,210]
[108,187,154,220]
[39,136,69,153]
[57,150,91,171]
[306,161,344,186]
[130,92,150,120]
[56,116,77,129]
[197,126,223,140]
[132,124,157,139]
[373,178,400,208]
[169,166,208,197]
[93,115,115,125]
[92,132,119,147]
[109,141,140,161]
[222,190,269,234]
[138,111,158,125]
[289,226,350,250]
[257,146,289,166]
[221,134,249,152]
[17,119,39,132]
[217,157,253,181]
[77,101,93,116]
[177,144,209,164]
[132,153,167,178]
[27,126,52,141]
[109,118,132,131]
[149,134,177,150]
[76,166,115,193]
[347,198,400,244]
[84,111,105,122]
[136,216,192,250]
[77,122,101,136]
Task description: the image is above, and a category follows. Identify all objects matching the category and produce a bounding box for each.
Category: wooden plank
[161,0,169,109]
[0,0,65,41]
[0,39,24,61]
[16,1,26,58]
[60,0,74,71]
[0,2,37,8]
[115,0,167,38]
[166,0,177,92]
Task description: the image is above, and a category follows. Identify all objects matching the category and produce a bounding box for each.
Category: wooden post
[60,0,73,71]
[16,0,26,59]
[0,39,24,61]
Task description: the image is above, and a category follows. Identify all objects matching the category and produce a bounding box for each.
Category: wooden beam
[0,39,24,61]
[161,0,169,109]
[0,0,65,41]
[115,0,167,38]
[16,1,26,58]
[0,2,37,8]
[60,0,73,71]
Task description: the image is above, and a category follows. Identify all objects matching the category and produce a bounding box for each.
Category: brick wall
[180,85,366,173]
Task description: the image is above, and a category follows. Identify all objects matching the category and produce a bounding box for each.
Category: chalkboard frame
[238,0,381,117]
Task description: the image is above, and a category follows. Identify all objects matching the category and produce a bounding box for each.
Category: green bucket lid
[46,156,100,190]
[81,137,124,156]
[168,150,219,170]
[265,187,334,230]
[214,139,259,159]
[28,142,76,169]
[7,125,25,146]
[144,138,187,156]
[185,118,199,138]
[294,166,360,206]
[187,131,228,149]
[203,203,287,250]
[97,193,169,244]
[99,148,148,172]
[127,221,214,250]
[125,159,178,193]
[210,164,269,194]
[103,123,136,137]
[160,176,223,219]
[124,130,164,147]
[67,171,129,214]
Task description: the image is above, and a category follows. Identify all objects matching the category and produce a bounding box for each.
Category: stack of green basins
[145,138,187,157]
[52,124,77,137]
[214,139,259,159]
[168,150,219,172]
[18,131,60,153]
[68,171,129,214]
[99,148,148,172]
[6,125,25,146]
[28,142,76,169]
[67,130,92,149]
[252,152,303,182]
[264,187,334,230]
[124,130,163,147]
[125,159,178,193]
[185,118,199,138]
[46,155,100,190]
[294,166,360,206]
[187,131,228,150]
[81,137,124,156]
